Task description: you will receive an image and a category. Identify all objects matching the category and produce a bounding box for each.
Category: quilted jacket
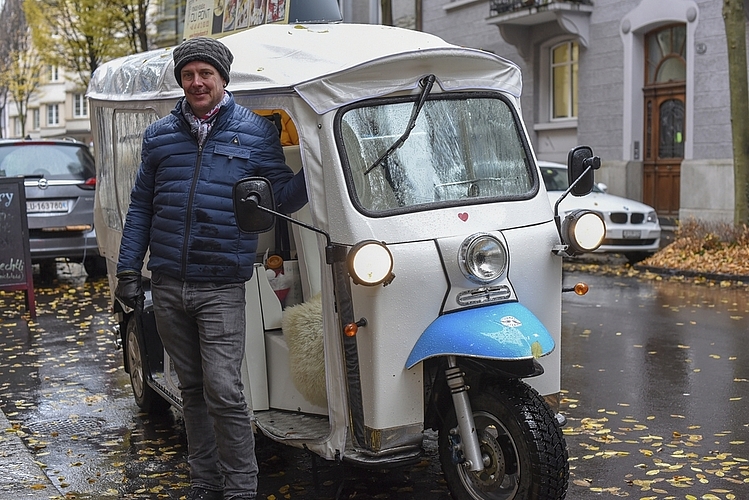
[117,93,307,282]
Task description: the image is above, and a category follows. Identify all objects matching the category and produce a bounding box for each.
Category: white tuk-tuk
[88,22,604,500]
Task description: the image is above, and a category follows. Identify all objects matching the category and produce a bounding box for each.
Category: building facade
[421,0,741,222]
[8,0,741,222]
[6,65,92,145]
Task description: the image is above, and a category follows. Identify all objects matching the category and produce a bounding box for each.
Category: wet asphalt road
[0,260,748,499]
[560,263,749,499]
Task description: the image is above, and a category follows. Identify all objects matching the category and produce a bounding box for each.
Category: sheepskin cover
[281,293,327,407]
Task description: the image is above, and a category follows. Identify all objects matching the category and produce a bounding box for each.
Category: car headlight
[348,240,395,286]
[646,211,658,224]
[459,233,507,284]
[561,209,606,254]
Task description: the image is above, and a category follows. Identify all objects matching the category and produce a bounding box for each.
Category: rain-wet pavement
[560,261,749,499]
[0,263,451,500]
[0,258,748,499]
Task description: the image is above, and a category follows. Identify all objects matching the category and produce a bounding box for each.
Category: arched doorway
[643,24,686,216]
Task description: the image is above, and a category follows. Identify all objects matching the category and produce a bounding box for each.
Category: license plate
[622,230,641,239]
[27,200,70,213]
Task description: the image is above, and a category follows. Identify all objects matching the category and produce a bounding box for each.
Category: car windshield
[541,166,603,193]
[339,95,534,214]
[0,143,95,180]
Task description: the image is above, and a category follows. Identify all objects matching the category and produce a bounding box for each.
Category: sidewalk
[1,387,59,499]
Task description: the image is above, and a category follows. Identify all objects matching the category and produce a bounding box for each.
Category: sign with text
[184,0,289,39]
[0,177,36,318]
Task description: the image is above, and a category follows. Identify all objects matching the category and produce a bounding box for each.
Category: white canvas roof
[87,23,522,114]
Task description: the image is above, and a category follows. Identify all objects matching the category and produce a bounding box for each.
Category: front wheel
[438,379,568,500]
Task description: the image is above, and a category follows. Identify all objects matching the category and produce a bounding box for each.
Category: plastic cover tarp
[87,23,522,112]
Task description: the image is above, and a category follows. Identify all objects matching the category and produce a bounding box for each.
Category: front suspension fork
[445,356,484,472]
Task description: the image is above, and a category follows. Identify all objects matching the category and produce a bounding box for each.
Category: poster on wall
[184,0,288,39]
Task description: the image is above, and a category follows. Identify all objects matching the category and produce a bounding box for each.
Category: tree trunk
[381,0,392,26]
[723,0,749,225]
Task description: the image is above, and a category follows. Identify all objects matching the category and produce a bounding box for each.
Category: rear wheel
[125,316,170,413]
[37,259,57,281]
[438,379,568,500]
[83,256,107,277]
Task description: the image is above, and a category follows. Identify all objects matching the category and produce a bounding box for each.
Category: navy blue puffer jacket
[117,93,307,282]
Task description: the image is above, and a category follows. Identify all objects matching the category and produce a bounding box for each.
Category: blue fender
[405,302,555,369]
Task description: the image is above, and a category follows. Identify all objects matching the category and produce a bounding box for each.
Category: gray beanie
[173,37,234,86]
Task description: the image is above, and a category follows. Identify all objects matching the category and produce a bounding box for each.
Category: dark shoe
[187,487,223,500]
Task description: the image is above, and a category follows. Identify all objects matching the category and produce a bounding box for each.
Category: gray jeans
[151,272,257,499]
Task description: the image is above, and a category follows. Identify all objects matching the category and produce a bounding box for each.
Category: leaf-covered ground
[640,220,749,278]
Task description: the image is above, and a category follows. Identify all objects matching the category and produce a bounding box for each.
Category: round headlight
[459,233,507,284]
[561,209,606,254]
[348,240,394,286]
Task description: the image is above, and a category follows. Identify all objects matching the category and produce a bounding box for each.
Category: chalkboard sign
[0,177,35,318]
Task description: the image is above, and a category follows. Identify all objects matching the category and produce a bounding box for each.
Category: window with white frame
[550,41,578,120]
[47,104,60,126]
[49,65,60,82]
[74,94,88,118]
[14,117,22,137]
[32,109,40,130]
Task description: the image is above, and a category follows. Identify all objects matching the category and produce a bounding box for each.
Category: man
[115,37,307,500]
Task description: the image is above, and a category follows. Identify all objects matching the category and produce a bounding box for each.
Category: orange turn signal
[344,323,358,337]
[573,282,589,296]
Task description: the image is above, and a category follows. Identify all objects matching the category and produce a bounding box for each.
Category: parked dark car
[0,138,105,277]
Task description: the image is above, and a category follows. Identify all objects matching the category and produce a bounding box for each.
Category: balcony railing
[489,0,593,17]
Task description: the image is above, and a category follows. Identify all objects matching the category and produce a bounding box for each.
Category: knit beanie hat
[173,37,234,86]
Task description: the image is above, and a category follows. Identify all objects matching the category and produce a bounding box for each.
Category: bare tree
[723,0,749,224]
[0,0,33,137]
[114,0,152,53]
[24,0,134,89]
[3,41,45,137]
[381,0,392,25]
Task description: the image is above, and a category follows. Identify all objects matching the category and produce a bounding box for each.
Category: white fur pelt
[281,293,327,407]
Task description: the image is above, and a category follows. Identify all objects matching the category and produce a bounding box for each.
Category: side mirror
[567,145,600,197]
[232,177,276,234]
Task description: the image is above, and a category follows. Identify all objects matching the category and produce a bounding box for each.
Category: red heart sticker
[458,213,468,222]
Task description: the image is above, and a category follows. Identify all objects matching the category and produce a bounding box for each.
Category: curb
[563,254,749,285]
[635,265,749,284]
[0,410,59,499]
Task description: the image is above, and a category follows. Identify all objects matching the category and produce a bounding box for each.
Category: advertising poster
[184,0,287,39]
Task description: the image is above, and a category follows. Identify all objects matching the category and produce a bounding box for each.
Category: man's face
[180,60,226,117]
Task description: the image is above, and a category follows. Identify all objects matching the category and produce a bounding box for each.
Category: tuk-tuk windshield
[340,95,534,214]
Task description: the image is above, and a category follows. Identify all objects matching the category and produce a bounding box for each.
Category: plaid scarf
[182,92,231,146]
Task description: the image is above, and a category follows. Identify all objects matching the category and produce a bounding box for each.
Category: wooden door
[643,24,686,216]
[643,83,685,216]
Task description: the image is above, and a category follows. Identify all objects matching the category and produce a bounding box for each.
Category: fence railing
[489,0,593,16]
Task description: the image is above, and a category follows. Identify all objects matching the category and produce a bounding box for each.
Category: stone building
[421,0,740,223]
[5,65,92,145]
[7,0,741,223]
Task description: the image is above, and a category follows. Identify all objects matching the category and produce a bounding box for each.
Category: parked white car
[540,161,661,263]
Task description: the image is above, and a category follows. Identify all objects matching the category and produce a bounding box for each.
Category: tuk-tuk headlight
[348,240,395,286]
[459,233,507,284]
[561,209,606,254]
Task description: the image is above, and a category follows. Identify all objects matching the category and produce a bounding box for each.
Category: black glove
[115,271,144,309]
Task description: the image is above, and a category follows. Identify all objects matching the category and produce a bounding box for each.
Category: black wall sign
[0,177,36,318]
